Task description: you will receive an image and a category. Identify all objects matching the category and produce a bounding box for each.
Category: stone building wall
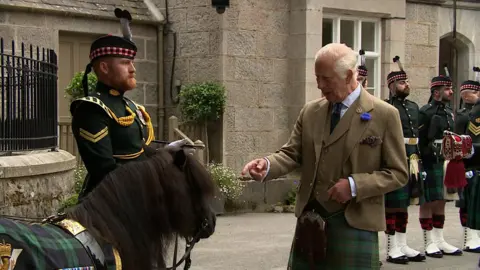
[403,2,440,105]
[404,1,480,106]
[159,0,291,172]
[0,4,162,130]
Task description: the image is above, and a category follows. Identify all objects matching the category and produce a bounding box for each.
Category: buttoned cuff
[348,176,357,197]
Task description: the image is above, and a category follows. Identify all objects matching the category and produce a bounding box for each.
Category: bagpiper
[357,49,368,88]
[418,68,462,257]
[383,56,426,264]
[455,67,480,252]
[70,8,155,200]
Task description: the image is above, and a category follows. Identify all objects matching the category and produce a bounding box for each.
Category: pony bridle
[167,218,210,270]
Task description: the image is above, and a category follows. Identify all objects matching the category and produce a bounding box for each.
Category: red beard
[121,78,137,91]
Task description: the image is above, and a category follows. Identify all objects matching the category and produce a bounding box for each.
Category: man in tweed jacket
[242,43,408,269]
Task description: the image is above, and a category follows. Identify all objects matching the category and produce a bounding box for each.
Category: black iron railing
[0,38,58,153]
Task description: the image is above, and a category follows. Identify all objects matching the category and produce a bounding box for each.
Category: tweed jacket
[264,88,408,232]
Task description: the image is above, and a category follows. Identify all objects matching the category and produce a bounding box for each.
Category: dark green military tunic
[418,100,454,202]
[464,101,480,229]
[70,81,155,199]
[454,103,474,134]
[384,96,422,208]
[454,103,475,209]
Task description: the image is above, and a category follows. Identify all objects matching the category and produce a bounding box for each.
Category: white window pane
[322,18,334,46]
[340,20,355,49]
[361,21,376,52]
[365,58,376,88]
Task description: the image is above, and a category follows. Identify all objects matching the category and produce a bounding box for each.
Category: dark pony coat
[66,145,216,270]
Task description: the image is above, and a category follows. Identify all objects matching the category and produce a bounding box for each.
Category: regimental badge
[136,110,146,125]
[476,117,480,123]
[0,239,23,270]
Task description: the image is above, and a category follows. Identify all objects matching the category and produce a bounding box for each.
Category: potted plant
[207,163,244,215]
[64,71,97,102]
[178,81,226,162]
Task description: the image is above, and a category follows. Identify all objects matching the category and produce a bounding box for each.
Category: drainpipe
[142,0,166,139]
[157,25,165,139]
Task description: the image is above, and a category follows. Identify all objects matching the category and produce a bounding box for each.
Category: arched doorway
[438,32,474,109]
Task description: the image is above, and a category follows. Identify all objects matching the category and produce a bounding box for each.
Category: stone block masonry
[0,7,161,130]
[159,0,292,173]
[0,150,77,218]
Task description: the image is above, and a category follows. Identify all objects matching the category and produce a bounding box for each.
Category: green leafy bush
[285,181,299,205]
[207,163,244,202]
[178,81,226,123]
[64,71,97,102]
[58,164,86,212]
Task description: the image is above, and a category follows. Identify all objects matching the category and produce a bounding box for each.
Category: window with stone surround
[322,15,382,98]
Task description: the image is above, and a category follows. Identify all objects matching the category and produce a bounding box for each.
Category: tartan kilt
[420,162,445,203]
[288,208,380,270]
[467,172,480,230]
[0,217,94,269]
[385,183,410,208]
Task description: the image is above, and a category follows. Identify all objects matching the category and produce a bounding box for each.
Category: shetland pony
[0,145,216,270]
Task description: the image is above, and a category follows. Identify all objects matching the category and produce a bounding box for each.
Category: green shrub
[207,163,244,202]
[178,81,226,123]
[58,164,86,212]
[64,71,97,102]
[285,181,299,205]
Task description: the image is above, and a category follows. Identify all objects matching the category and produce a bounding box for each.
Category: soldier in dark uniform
[463,83,480,237]
[418,74,463,257]
[357,49,368,88]
[70,9,156,200]
[383,56,426,264]
[454,75,480,252]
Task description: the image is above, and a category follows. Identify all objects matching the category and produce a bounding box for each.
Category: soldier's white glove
[466,171,474,179]
[421,171,427,180]
[166,139,195,155]
[167,139,187,148]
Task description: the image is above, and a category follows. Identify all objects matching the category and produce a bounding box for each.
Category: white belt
[433,139,443,144]
[404,138,419,145]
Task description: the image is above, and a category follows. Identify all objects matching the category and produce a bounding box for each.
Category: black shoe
[386,255,409,264]
[426,251,443,258]
[408,253,426,262]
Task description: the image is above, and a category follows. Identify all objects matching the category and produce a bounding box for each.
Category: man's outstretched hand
[241,158,268,181]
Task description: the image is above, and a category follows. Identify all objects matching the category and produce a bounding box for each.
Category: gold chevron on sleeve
[468,122,480,136]
[79,127,109,143]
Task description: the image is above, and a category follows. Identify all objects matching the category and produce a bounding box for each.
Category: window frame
[323,14,382,98]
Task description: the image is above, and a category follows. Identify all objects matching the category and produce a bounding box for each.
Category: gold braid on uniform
[107,106,136,126]
[138,106,155,145]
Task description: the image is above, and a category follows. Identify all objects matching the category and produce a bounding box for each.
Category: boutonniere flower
[360,112,371,121]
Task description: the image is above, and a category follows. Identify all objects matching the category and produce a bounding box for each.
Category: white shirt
[263,83,362,198]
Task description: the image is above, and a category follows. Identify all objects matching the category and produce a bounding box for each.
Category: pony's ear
[172,148,188,170]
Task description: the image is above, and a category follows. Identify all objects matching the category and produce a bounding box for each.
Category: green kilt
[288,204,379,270]
[420,162,445,203]
[385,183,410,208]
[467,172,480,230]
[385,155,424,208]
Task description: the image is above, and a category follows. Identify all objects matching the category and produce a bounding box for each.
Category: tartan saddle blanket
[0,217,121,270]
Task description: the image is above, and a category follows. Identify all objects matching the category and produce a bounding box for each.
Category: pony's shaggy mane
[66,147,215,270]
